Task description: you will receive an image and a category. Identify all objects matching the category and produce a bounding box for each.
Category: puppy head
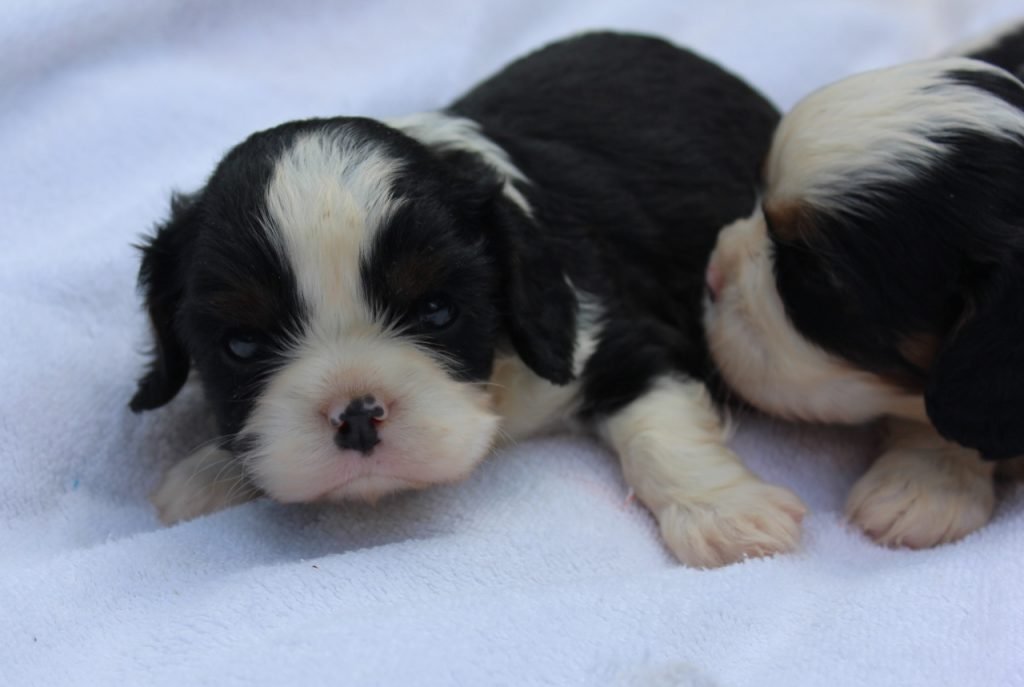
[705,58,1024,457]
[131,116,577,502]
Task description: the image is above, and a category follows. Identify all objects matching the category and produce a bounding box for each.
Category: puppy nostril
[327,395,388,456]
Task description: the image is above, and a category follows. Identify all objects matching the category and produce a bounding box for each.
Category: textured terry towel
[1,1,1023,685]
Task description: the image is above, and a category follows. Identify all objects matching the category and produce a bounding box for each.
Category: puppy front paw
[151,445,257,525]
[846,443,995,549]
[656,481,806,568]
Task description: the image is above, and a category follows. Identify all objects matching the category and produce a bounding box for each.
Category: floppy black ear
[925,265,1024,459]
[432,147,578,384]
[486,198,578,385]
[129,192,200,412]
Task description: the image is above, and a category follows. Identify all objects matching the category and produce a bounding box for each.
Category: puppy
[130,32,798,567]
[704,45,1024,549]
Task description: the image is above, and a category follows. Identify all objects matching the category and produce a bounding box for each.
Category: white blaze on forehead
[264,130,405,332]
[767,57,1024,211]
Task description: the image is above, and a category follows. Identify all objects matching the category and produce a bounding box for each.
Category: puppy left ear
[925,266,1024,459]
[488,199,578,385]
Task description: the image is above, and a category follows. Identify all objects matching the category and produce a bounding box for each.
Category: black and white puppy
[131,33,796,567]
[704,32,1024,549]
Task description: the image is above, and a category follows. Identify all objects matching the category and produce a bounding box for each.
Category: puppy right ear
[130,192,200,412]
[487,198,578,385]
[434,147,579,384]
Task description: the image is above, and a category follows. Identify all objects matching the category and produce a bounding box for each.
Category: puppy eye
[224,331,266,362]
[416,293,458,330]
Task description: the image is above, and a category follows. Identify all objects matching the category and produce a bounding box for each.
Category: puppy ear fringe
[130,192,198,412]
[926,265,1024,459]
[488,199,578,386]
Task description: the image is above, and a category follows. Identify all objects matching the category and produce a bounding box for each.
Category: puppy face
[705,58,1024,457]
[131,116,578,503]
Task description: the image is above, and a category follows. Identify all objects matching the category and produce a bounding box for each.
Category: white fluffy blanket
[2,1,1022,684]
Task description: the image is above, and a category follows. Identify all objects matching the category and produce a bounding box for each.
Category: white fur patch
[489,289,602,442]
[767,57,1024,213]
[265,130,405,325]
[387,111,532,213]
[703,210,924,425]
[598,376,805,568]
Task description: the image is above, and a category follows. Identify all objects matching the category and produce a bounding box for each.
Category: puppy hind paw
[657,481,806,568]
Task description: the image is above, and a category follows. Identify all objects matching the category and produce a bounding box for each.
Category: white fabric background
[1,1,1022,685]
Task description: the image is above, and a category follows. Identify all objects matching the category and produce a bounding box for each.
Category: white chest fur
[488,354,583,442]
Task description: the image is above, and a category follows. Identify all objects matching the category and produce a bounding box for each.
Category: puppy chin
[250,425,497,505]
[321,474,430,504]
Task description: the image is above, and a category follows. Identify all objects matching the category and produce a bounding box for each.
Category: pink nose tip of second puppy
[705,262,724,302]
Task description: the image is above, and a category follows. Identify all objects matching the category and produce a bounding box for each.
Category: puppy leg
[151,444,259,525]
[846,418,995,548]
[598,377,806,568]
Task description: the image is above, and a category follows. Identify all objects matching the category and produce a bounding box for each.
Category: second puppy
[704,33,1024,549]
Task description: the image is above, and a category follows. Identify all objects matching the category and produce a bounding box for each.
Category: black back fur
[451,32,779,414]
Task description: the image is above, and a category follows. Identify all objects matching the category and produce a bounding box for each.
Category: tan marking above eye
[898,332,941,371]
[386,253,447,300]
[201,282,281,329]
[763,200,818,242]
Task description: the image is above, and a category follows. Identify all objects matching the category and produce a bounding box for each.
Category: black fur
[965,21,1024,81]
[769,66,1024,459]
[450,32,778,415]
[130,192,200,412]
[926,265,1024,460]
[132,32,777,441]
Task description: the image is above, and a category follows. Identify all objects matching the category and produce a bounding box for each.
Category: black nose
[332,395,384,456]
